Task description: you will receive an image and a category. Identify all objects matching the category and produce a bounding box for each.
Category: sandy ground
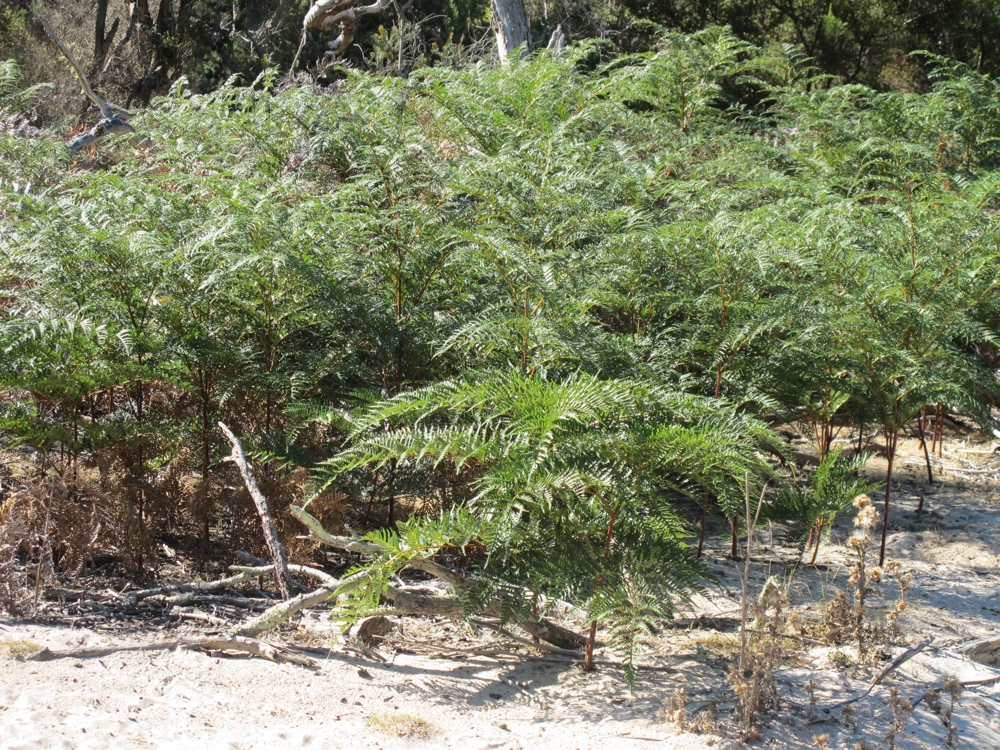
[2,434,1000,749]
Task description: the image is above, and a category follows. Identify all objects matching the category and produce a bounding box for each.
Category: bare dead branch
[290,503,586,649]
[219,422,296,599]
[26,636,317,668]
[304,0,394,53]
[41,19,147,155]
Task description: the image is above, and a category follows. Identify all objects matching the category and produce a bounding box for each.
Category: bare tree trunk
[92,0,121,75]
[878,429,898,567]
[491,0,532,62]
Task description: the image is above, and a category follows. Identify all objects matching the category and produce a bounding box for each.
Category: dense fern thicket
[2,29,1000,670]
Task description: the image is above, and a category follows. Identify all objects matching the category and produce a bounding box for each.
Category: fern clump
[314,372,780,680]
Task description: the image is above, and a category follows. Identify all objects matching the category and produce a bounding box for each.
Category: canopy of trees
[4,0,1000,124]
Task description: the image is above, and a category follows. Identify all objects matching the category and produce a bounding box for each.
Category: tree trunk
[878,429,898,566]
[696,508,707,558]
[491,0,532,62]
[92,0,120,75]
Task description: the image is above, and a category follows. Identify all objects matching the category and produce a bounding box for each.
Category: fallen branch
[130,567,275,602]
[291,503,587,650]
[868,636,934,691]
[384,586,587,650]
[809,636,935,722]
[151,594,271,608]
[220,423,296,599]
[468,617,583,656]
[41,20,144,155]
[304,0,409,54]
[910,674,1000,708]
[26,635,317,667]
[230,576,355,637]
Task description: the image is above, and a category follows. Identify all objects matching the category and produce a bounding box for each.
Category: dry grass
[0,638,43,660]
[688,631,740,659]
[367,713,438,740]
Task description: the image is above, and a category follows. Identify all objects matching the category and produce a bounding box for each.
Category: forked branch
[41,20,144,155]
[303,0,413,54]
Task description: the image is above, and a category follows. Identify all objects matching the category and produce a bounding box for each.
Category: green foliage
[767,449,881,555]
[0,59,50,120]
[318,371,779,678]
[2,29,1000,674]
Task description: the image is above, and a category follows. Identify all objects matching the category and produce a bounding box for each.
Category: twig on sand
[808,636,934,723]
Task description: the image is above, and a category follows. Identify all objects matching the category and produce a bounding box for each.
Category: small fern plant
[310,371,781,683]
[767,448,881,565]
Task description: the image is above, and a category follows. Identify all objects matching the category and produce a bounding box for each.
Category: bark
[809,518,824,565]
[219,422,295,599]
[878,429,898,567]
[696,508,707,559]
[491,0,532,61]
[27,636,317,667]
[93,0,121,74]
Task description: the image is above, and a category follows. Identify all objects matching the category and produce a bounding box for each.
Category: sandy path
[0,621,724,750]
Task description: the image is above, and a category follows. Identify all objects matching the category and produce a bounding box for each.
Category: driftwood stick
[868,636,934,690]
[130,568,269,601]
[809,636,935,722]
[42,20,113,119]
[41,20,141,155]
[251,564,339,587]
[290,504,380,554]
[155,594,271,608]
[130,564,331,605]
[26,636,317,667]
[220,422,295,599]
[230,579,353,637]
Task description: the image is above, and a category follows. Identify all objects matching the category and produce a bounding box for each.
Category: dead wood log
[26,636,317,667]
[41,20,145,155]
[219,422,295,599]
